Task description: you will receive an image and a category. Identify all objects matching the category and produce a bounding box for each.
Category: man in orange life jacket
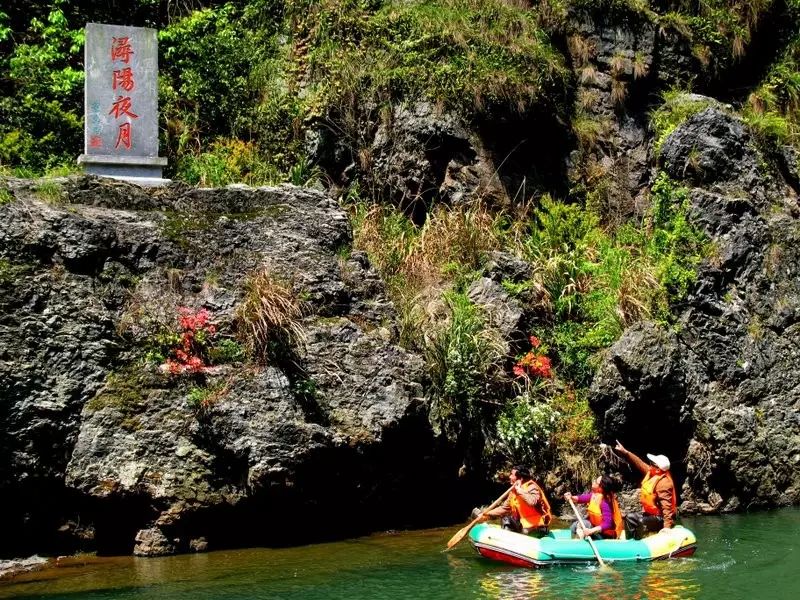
[479,465,552,536]
[614,440,677,539]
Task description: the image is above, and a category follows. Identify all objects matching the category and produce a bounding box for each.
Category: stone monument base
[78,154,170,187]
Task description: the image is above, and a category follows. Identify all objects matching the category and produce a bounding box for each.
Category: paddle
[445,485,513,550]
[567,496,612,570]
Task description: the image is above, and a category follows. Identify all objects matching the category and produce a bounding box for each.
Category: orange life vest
[640,469,677,517]
[509,480,551,528]
[587,492,624,538]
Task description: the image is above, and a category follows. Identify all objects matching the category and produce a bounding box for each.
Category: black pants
[501,515,549,536]
[624,512,663,540]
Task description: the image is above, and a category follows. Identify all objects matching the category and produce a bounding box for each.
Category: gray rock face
[660,108,764,190]
[0,176,448,557]
[369,102,506,214]
[591,111,800,513]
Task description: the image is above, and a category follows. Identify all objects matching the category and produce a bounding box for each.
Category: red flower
[166,359,183,375]
[185,356,205,373]
[529,335,541,348]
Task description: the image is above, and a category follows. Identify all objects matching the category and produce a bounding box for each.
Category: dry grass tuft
[632,52,649,79]
[568,35,595,67]
[236,268,306,363]
[611,79,628,106]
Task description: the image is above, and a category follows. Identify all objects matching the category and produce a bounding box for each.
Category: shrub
[497,386,561,465]
[497,381,599,486]
[177,138,281,187]
[235,268,306,363]
[300,0,570,123]
[351,199,501,297]
[425,290,505,422]
[208,339,247,364]
[513,177,707,386]
[0,3,83,172]
[645,172,709,303]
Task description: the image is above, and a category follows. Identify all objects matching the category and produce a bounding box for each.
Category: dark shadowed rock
[0,176,453,557]
[369,102,506,217]
[660,108,763,190]
[589,322,690,461]
[591,110,800,513]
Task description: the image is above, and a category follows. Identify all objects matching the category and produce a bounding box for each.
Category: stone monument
[78,23,168,185]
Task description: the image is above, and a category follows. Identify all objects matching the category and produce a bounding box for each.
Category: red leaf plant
[513,335,553,379]
[160,307,217,375]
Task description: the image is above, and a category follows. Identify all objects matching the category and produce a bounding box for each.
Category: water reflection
[467,555,702,600]
[1,509,798,600]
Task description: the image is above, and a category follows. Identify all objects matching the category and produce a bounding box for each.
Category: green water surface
[1,508,798,599]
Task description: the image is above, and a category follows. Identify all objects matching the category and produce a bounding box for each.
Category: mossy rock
[85,368,149,414]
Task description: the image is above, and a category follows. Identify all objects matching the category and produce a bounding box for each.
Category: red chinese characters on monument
[115,123,132,150]
[109,36,137,150]
[110,36,134,63]
[112,67,135,92]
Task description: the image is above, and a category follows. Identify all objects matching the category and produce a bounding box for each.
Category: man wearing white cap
[614,440,677,539]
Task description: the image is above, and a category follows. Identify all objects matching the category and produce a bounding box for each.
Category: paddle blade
[446,523,471,549]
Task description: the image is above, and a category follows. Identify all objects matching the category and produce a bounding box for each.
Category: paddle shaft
[446,485,514,549]
[567,496,608,568]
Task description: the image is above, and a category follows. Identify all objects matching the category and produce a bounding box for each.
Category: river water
[1,508,797,599]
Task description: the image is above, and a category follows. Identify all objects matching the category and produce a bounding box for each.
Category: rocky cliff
[0,178,461,557]
[590,106,800,513]
[2,1,800,561]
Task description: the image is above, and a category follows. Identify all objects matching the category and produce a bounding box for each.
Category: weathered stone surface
[660,108,764,191]
[133,527,175,557]
[0,176,450,557]
[591,113,800,513]
[0,556,48,581]
[369,102,506,215]
[467,278,525,353]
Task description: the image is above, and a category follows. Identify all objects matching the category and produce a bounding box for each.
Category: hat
[647,454,670,470]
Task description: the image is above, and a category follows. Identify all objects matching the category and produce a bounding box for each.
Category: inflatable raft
[469,523,697,568]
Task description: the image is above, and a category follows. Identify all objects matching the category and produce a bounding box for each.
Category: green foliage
[159,6,264,143]
[426,290,504,421]
[288,156,323,187]
[156,3,299,181]
[656,1,777,69]
[177,138,281,187]
[350,201,419,277]
[497,385,561,464]
[646,172,709,302]
[518,178,708,386]
[300,0,569,123]
[208,338,247,364]
[497,382,598,481]
[0,2,83,172]
[34,179,65,203]
[0,187,13,206]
